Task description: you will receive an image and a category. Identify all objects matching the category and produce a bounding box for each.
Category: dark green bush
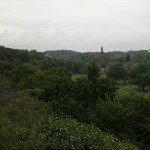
[0,92,138,150]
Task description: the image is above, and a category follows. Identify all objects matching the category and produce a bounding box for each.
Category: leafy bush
[93,93,150,150]
[0,92,138,150]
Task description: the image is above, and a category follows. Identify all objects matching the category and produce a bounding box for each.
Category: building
[101,46,104,54]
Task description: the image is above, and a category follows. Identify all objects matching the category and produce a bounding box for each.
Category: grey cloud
[0,1,150,52]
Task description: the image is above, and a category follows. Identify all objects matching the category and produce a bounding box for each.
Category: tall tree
[125,53,131,62]
[135,73,150,90]
[107,63,126,83]
[87,62,99,84]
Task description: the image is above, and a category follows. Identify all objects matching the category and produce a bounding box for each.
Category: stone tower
[101,46,104,53]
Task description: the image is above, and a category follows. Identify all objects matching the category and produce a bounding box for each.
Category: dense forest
[0,46,150,150]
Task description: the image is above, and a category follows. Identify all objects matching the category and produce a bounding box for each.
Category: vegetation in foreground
[0,83,138,150]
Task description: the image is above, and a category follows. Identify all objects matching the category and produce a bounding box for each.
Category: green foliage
[1,46,150,150]
[71,74,86,81]
[38,116,138,150]
[87,62,99,83]
[127,62,150,90]
[126,53,131,62]
[0,61,14,76]
[0,90,138,150]
[93,92,150,150]
[9,63,42,90]
[107,63,127,82]
[45,67,71,78]
[128,62,150,79]
[73,63,116,104]
[135,73,150,90]
[44,49,81,58]
[40,59,59,70]
[44,49,150,63]
[97,77,117,101]
[41,75,73,102]
[70,63,117,123]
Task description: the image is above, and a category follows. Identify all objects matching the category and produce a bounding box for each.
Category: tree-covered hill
[44,49,150,61]
[44,49,82,58]
[44,49,150,69]
[0,46,45,63]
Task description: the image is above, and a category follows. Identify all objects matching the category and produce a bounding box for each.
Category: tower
[101,46,104,54]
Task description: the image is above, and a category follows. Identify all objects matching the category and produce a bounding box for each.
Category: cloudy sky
[0,0,150,52]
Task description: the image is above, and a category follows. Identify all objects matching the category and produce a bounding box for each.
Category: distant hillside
[44,50,82,58]
[43,50,109,62]
[107,50,150,61]
[44,49,150,61]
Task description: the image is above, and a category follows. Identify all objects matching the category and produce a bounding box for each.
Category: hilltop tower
[101,46,104,54]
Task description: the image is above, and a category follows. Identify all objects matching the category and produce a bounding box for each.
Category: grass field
[71,74,86,81]
[117,85,150,98]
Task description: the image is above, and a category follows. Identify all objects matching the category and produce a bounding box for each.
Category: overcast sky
[0,0,150,52]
